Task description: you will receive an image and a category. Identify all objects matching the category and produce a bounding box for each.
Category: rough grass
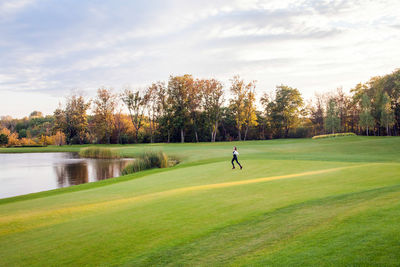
[122,151,169,174]
[79,147,120,159]
[312,132,357,139]
[0,136,400,266]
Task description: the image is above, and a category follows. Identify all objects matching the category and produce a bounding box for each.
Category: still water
[0,153,134,199]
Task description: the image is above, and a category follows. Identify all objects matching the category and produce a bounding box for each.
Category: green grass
[1,136,400,266]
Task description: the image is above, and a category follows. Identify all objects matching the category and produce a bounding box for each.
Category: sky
[0,0,399,117]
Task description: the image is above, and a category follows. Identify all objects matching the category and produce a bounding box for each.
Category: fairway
[1,136,400,266]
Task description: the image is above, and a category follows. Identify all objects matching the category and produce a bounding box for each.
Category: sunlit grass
[0,137,400,266]
[312,132,357,139]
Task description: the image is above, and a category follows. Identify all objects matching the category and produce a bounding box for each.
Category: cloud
[0,0,400,116]
[0,0,35,17]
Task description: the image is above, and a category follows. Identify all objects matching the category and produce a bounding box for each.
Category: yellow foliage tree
[243,86,258,141]
[39,135,55,146]
[8,132,20,146]
[0,128,11,136]
[54,131,66,146]
[20,138,37,146]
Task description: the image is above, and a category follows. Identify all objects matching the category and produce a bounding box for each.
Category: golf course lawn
[1,136,400,266]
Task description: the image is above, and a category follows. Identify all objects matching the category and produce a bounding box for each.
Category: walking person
[232,146,242,170]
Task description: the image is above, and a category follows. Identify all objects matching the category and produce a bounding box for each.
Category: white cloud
[0,90,59,117]
[0,0,34,13]
[0,0,399,116]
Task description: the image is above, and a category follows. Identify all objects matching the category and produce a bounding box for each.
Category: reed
[122,151,171,175]
[79,147,120,159]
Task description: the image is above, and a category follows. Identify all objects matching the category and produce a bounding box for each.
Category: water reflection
[54,157,132,187]
[0,152,134,199]
[55,162,89,187]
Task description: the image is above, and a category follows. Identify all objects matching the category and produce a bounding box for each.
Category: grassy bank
[0,145,82,153]
[1,136,400,266]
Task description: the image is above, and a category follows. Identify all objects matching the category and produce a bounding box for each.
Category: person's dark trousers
[231,155,242,168]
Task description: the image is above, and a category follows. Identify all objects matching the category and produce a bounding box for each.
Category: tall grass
[312,132,356,139]
[122,151,171,175]
[79,147,120,159]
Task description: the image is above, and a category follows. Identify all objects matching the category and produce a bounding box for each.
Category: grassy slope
[0,136,399,266]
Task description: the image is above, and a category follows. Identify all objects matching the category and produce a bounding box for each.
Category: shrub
[288,127,313,138]
[39,135,54,146]
[0,133,8,146]
[79,147,120,159]
[0,128,10,136]
[20,138,38,146]
[7,132,20,146]
[122,151,170,175]
[312,132,357,139]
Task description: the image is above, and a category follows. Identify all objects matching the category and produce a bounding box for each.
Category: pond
[0,152,134,199]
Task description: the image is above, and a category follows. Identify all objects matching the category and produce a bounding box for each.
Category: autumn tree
[156,83,173,143]
[309,94,325,135]
[121,89,147,143]
[0,116,15,131]
[230,76,253,141]
[93,88,117,143]
[144,82,166,143]
[54,131,66,146]
[325,98,341,134]
[359,93,374,136]
[380,92,395,135]
[334,88,350,132]
[200,79,224,142]
[167,75,191,143]
[53,103,66,133]
[67,95,91,144]
[243,84,258,140]
[268,85,304,137]
[260,92,273,139]
[7,132,20,146]
[0,127,11,137]
[53,95,90,144]
[113,109,130,144]
[351,82,369,106]
[0,127,18,146]
[29,111,43,118]
[187,78,201,142]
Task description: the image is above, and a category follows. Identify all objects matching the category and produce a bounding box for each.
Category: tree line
[1,69,399,146]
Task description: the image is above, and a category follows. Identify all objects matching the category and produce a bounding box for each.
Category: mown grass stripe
[0,163,376,236]
[128,184,400,266]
